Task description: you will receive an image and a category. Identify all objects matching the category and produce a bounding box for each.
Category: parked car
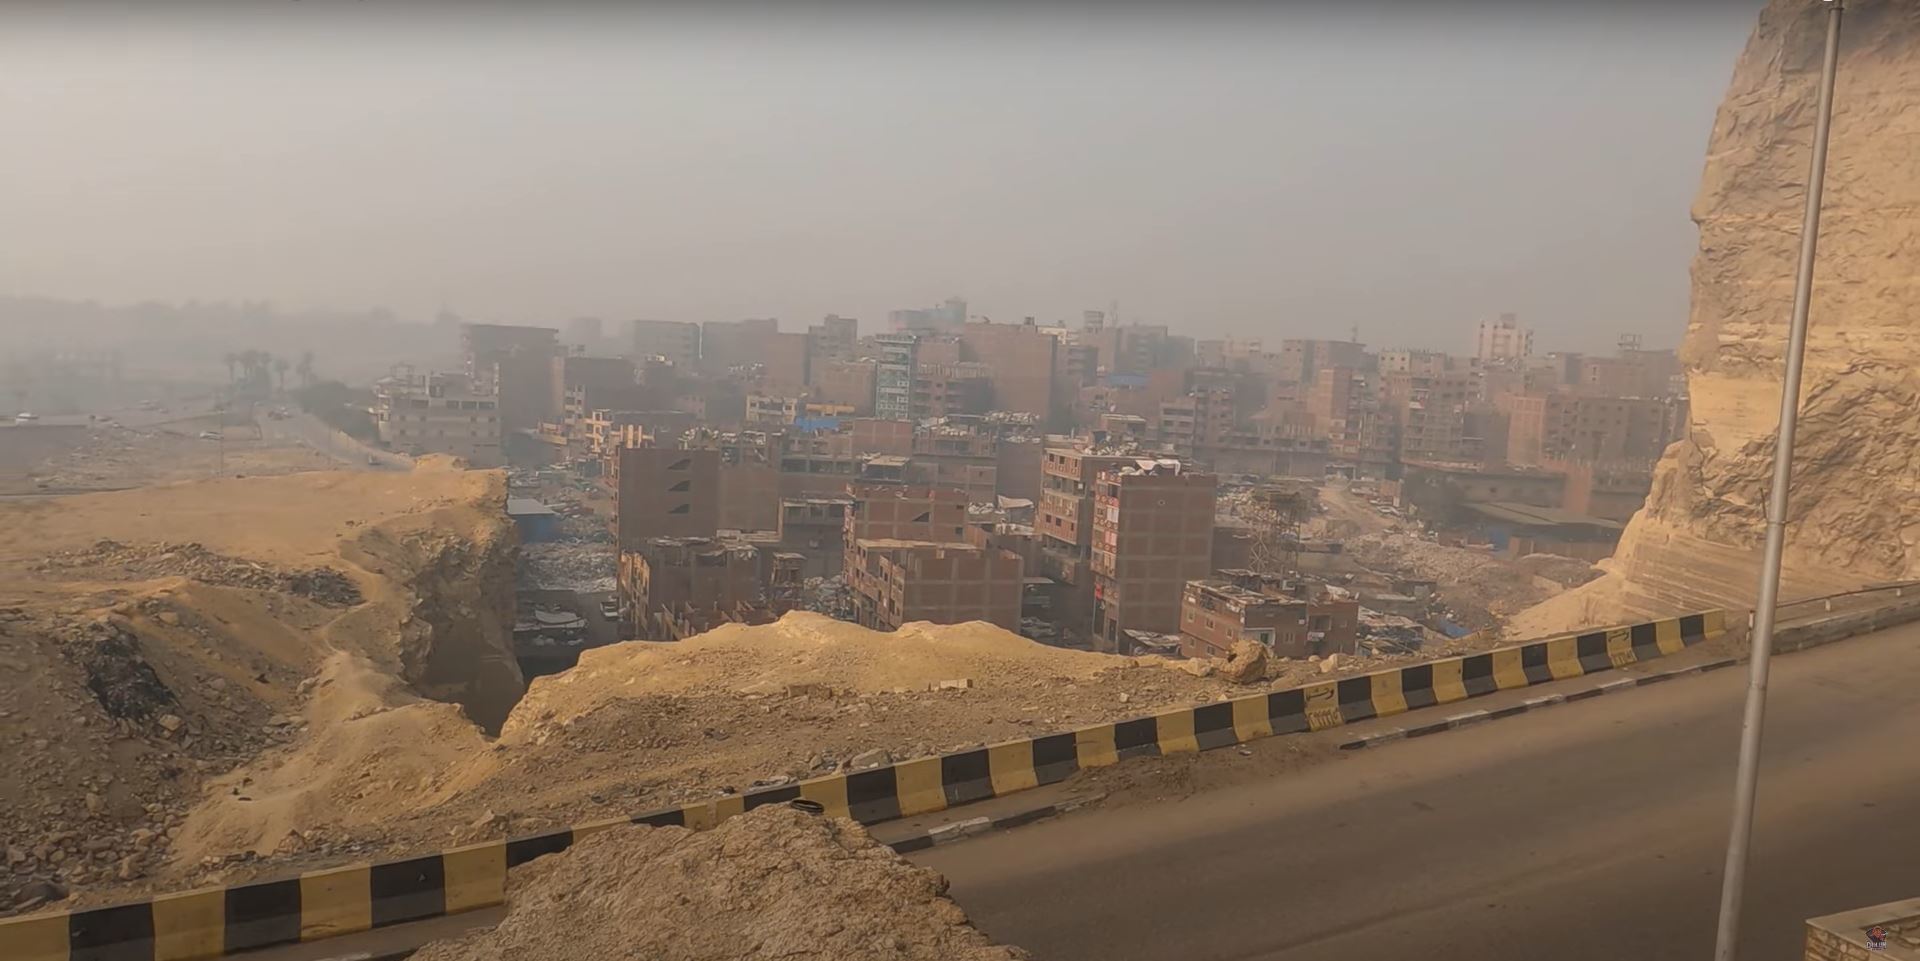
[599,598,620,619]
[197,430,222,440]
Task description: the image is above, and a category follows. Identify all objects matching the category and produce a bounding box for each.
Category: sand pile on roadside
[413,805,1027,961]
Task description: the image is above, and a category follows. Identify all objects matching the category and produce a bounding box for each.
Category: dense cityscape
[365,304,1690,659]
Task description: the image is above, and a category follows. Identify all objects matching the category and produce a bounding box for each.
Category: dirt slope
[0,460,521,914]
[413,805,1027,961]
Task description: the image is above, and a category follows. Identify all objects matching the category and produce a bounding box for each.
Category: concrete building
[809,359,877,416]
[1504,392,1683,468]
[700,318,780,374]
[910,361,993,419]
[888,297,968,334]
[372,368,503,467]
[1475,312,1533,364]
[615,447,720,549]
[807,314,859,363]
[583,409,695,461]
[631,320,700,367]
[462,323,557,388]
[777,497,851,577]
[746,394,800,427]
[959,320,1058,423]
[1378,349,1453,376]
[1278,339,1369,387]
[846,539,1023,632]
[550,355,636,424]
[873,334,918,421]
[1089,460,1217,647]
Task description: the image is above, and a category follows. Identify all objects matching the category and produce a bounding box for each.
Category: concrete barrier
[0,610,1726,961]
[1775,595,1920,655]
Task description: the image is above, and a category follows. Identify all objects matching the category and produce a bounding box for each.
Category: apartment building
[615,447,720,550]
[1035,449,1139,621]
[372,368,503,467]
[846,539,1023,632]
[1180,574,1361,660]
[874,334,918,421]
[1475,313,1533,364]
[777,497,851,577]
[631,320,700,367]
[807,314,859,363]
[1089,460,1217,647]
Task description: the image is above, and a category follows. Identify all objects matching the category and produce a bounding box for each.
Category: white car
[198,430,223,440]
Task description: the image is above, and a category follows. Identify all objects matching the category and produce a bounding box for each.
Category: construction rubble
[30,540,363,606]
[412,805,1028,961]
[515,542,615,593]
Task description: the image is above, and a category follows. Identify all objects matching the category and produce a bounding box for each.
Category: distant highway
[914,621,1920,961]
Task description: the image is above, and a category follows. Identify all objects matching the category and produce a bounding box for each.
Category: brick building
[810,359,877,416]
[1089,461,1217,647]
[1181,573,1361,660]
[777,497,851,577]
[846,539,1024,632]
[615,447,720,549]
[959,320,1058,423]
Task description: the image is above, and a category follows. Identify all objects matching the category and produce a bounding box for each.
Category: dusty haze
[1,1,1758,349]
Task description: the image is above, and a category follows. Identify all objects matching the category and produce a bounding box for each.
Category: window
[669,504,691,515]
[668,458,691,471]
[668,480,691,492]
[913,511,930,523]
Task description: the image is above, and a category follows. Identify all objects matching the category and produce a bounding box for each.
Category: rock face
[1530,0,1920,626]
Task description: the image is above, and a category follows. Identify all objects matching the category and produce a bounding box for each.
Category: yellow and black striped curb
[4,610,1723,961]
[1336,655,1743,749]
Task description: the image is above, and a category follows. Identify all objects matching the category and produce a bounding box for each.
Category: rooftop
[1465,501,1624,530]
[506,497,557,517]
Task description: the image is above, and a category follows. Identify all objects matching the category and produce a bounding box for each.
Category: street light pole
[1712,2,1844,959]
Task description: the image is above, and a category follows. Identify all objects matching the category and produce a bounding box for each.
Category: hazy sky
[1,1,1762,353]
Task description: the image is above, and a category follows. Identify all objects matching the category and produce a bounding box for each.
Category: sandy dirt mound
[0,465,520,915]
[413,805,1026,961]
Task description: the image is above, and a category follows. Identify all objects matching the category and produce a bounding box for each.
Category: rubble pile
[516,542,616,593]
[32,540,363,606]
[801,575,853,619]
[1345,533,1562,632]
[413,805,1028,961]
[1,608,298,913]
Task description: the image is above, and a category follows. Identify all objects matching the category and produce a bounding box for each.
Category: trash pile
[516,542,616,593]
[412,805,1030,961]
[30,540,363,606]
[801,575,853,620]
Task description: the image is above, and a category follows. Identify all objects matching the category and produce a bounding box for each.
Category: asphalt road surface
[914,621,1920,961]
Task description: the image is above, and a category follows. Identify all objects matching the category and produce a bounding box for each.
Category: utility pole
[1713,3,1844,959]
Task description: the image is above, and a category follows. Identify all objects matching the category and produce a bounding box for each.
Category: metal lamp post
[1711,2,1846,959]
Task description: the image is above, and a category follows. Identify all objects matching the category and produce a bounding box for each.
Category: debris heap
[413,805,1028,961]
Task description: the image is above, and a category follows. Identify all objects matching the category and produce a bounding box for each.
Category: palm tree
[223,352,239,388]
[295,350,316,389]
[273,357,290,395]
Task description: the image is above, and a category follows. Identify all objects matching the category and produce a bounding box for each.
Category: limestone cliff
[1514,0,1920,632]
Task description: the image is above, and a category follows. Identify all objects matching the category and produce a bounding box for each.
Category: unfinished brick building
[846,539,1023,632]
[1089,460,1217,648]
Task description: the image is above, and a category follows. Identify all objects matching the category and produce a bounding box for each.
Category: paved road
[914,622,1920,961]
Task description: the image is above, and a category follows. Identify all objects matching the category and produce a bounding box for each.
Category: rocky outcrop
[1526,0,1920,627]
